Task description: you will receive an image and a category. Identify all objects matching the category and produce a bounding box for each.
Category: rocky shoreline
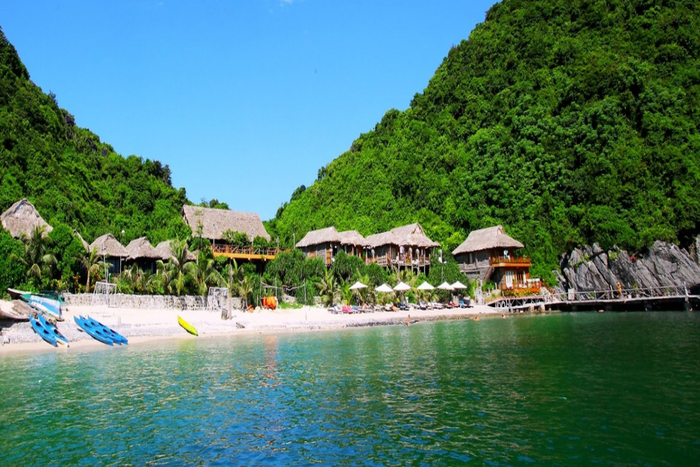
[554,241,700,294]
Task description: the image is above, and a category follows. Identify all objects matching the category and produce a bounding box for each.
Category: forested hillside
[0,28,189,244]
[269,0,700,282]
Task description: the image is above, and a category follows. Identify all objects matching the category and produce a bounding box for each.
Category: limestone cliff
[554,241,700,294]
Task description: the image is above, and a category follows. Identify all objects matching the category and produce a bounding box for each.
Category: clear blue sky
[1,0,496,220]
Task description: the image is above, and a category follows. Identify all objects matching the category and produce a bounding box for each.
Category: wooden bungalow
[295,227,342,265]
[452,225,539,294]
[338,230,366,257]
[89,234,129,277]
[365,223,439,269]
[125,237,161,273]
[0,198,53,239]
[181,205,275,260]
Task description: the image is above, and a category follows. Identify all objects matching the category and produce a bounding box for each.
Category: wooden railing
[490,256,532,267]
[499,279,541,295]
[212,245,287,257]
[364,254,430,268]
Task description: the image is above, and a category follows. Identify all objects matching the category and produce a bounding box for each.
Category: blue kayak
[37,313,69,347]
[83,316,128,345]
[74,315,113,346]
[29,315,57,347]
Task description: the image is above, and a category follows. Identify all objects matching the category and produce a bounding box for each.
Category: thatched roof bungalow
[73,230,89,251]
[155,240,196,262]
[89,234,129,277]
[338,230,366,256]
[0,198,53,239]
[452,225,534,291]
[366,223,438,268]
[181,205,271,243]
[124,237,160,273]
[295,227,342,265]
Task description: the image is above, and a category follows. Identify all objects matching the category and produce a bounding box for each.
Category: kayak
[37,313,68,347]
[29,315,57,347]
[83,316,128,345]
[178,315,198,336]
[74,315,113,346]
[28,295,63,320]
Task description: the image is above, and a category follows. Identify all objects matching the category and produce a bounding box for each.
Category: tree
[12,225,57,289]
[317,267,340,306]
[80,247,108,293]
[167,239,196,296]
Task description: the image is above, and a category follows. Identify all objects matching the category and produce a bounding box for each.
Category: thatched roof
[73,230,89,251]
[452,225,524,255]
[125,237,161,260]
[390,223,440,248]
[296,226,341,248]
[182,205,271,242]
[338,230,366,246]
[89,234,129,258]
[155,240,196,262]
[366,223,439,249]
[0,199,53,239]
[365,230,403,249]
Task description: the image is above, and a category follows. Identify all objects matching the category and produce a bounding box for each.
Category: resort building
[452,225,539,294]
[89,234,129,276]
[124,237,161,273]
[155,240,196,263]
[295,226,342,265]
[181,205,275,261]
[338,230,366,257]
[365,223,439,269]
[0,198,53,239]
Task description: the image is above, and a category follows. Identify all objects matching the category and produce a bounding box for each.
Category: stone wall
[63,293,245,311]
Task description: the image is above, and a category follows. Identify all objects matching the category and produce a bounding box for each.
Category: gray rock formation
[554,241,700,294]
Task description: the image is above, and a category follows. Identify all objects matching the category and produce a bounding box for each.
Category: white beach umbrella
[437,281,454,290]
[417,281,435,291]
[375,283,393,293]
[451,281,468,290]
[349,281,367,290]
[393,282,411,292]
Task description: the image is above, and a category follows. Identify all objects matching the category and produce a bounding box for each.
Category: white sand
[0,300,499,354]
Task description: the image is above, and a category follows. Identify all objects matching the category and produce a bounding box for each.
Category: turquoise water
[1,312,699,466]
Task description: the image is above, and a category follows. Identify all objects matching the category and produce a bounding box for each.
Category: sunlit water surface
[1,312,699,466]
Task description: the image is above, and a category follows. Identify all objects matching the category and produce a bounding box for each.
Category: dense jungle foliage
[0,27,190,248]
[269,0,700,284]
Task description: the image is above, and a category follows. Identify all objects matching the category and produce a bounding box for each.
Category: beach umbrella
[349,281,367,290]
[393,282,411,292]
[451,281,468,290]
[375,283,393,293]
[437,281,454,290]
[417,281,434,291]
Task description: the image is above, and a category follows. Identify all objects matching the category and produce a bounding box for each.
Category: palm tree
[167,239,196,296]
[12,225,57,289]
[237,275,254,309]
[192,250,223,296]
[317,267,340,306]
[80,247,108,293]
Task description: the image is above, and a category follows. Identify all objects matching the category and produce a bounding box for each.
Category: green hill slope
[269,0,700,282]
[0,27,189,244]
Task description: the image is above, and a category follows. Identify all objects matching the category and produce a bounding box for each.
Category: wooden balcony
[499,279,541,296]
[490,256,532,268]
[212,244,287,261]
[365,254,430,268]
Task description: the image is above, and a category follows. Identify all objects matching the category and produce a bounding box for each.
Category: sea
[1,312,699,466]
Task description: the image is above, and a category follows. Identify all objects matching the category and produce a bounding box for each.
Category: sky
[1,0,496,220]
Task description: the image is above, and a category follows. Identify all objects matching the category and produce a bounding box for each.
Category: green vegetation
[269,0,700,284]
[0,27,190,249]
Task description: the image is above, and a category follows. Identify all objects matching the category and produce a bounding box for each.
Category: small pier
[488,285,699,312]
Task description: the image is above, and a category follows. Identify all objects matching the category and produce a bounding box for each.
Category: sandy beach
[0,300,498,354]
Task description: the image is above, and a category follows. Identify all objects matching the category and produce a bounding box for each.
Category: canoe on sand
[178,315,198,336]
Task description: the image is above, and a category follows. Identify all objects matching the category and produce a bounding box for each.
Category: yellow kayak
[177,315,198,336]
